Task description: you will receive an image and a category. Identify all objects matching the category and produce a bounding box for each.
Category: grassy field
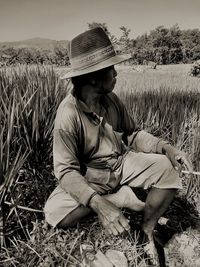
[0,63,199,266]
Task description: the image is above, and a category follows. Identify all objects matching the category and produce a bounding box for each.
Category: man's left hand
[162,144,193,174]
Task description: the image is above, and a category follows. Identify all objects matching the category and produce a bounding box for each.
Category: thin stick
[4,201,43,213]
[181,170,200,176]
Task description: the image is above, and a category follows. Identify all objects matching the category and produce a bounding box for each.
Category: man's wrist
[87,192,99,206]
[162,143,173,154]
[88,193,102,210]
[156,140,170,154]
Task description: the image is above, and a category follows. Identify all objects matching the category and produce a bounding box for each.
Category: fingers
[109,221,124,236]
[119,215,130,231]
[105,224,118,236]
[181,156,193,173]
[171,155,182,171]
[107,223,118,236]
[175,154,193,173]
[106,215,130,236]
[174,155,183,175]
[166,147,193,174]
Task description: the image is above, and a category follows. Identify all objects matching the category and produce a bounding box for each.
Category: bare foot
[117,186,145,211]
[143,239,159,266]
[141,230,160,266]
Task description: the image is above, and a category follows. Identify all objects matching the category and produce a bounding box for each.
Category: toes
[143,241,159,266]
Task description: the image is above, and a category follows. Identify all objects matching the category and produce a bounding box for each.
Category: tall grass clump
[0,91,29,247]
[0,65,69,163]
[0,64,69,246]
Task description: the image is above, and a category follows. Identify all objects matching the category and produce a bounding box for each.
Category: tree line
[0,45,69,66]
[130,25,200,64]
[89,22,200,65]
[1,23,200,66]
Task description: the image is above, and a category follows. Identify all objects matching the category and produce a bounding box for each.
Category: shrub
[189,60,200,77]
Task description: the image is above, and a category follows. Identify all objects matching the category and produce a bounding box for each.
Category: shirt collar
[71,88,108,116]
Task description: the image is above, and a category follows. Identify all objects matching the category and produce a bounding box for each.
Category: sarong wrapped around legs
[44,152,181,227]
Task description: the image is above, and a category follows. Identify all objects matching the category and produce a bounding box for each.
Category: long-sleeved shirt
[53,90,168,206]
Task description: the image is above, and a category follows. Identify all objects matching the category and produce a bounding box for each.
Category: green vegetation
[89,22,200,64]
[1,23,200,66]
[189,60,200,77]
[0,39,69,66]
[0,65,69,245]
[0,64,199,266]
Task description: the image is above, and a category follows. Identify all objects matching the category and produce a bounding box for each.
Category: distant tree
[132,24,188,64]
[149,26,170,48]
[118,26,131,53]
[167,25,183,63]
[181,28,200,62]
[88,22,117,43]
[168,24,182,49]
[135,33,149,48]
[1,47,19,65]
[54,44,69,66]
[192,45,200,60]
[154,46,168,64]
[182,29,200,47]
[17,48,34,64]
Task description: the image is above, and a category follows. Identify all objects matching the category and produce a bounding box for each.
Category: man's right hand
[89,194,130,235]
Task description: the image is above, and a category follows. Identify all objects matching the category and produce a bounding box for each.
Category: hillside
[0,37,69,51]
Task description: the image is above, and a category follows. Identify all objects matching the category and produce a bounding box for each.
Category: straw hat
[61,27,131,79]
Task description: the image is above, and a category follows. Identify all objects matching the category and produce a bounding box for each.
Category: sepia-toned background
[0,0,199,266]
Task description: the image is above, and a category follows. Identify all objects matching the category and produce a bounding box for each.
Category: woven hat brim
[60,54,131,79]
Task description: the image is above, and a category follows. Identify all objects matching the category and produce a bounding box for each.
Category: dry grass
[115,64,200,92]
[0,63,199,266]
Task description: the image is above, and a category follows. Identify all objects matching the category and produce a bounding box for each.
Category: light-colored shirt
[53,90,167,206]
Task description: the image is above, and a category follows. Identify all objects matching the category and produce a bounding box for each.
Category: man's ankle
[142,225,154,241]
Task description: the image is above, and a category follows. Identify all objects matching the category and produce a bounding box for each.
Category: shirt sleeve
[53,104,96,206]
[109,92,140,143]
[128,130,169,153]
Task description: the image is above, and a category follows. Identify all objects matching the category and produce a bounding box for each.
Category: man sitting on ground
[44,27,193,265]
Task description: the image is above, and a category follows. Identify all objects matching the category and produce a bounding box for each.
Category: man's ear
[90,77,102,88]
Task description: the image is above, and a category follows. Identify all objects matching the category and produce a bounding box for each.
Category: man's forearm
[128,130,169,154]
[161,143,174,154]
[59,172,97,207]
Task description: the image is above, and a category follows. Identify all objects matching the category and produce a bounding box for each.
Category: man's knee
[152,154,181,189]
[154,154,174,173]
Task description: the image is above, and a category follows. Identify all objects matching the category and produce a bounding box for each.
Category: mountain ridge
[0,37,69,51]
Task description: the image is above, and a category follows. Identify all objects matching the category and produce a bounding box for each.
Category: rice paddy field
[0,63,200,266]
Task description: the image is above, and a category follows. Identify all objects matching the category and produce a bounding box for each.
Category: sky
[0,0,200,42]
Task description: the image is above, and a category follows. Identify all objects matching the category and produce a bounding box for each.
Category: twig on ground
[4,201,44,213]
[182,170,200,176]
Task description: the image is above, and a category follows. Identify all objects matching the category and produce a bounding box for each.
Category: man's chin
[100,85,115,95]
[106,88,114,94]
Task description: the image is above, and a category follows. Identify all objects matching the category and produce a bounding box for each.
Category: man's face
[95,66,117,94]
